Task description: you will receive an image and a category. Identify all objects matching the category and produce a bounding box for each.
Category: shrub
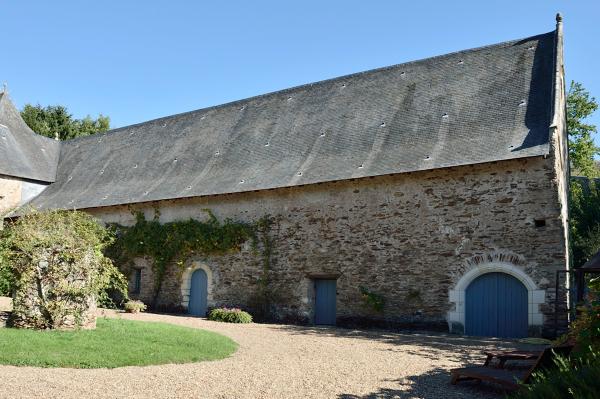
[0,233,14,296]
[124,300,146,313]
[208,307,252,323]
[0,264,13,297]
[516,277,600,398]
[510,350,600,399]
[0,210,128,329]
[97,265,130,309]
[559,276,600,355]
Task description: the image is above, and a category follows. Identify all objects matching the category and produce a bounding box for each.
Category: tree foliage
[0,210,128,329]
[567,82,600,268]
[570,179,600,268]
[21,104,110,140]
[567,81,599,177]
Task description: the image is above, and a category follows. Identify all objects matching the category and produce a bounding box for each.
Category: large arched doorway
[188,269,208,316]
[465,272,528,338]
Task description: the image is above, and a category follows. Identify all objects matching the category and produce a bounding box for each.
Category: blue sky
[2,1,599,138]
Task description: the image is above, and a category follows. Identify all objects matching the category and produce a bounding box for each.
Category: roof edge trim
[550,14,565,130]
[7,153,549,217]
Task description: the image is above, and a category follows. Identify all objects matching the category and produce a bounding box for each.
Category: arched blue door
[465,272,528,338]
[188,269,208,316]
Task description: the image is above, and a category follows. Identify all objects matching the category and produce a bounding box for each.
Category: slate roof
[18,30,557,211]
[0,93,60,182]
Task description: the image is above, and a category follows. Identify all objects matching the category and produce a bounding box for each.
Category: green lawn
[0,317,237,368]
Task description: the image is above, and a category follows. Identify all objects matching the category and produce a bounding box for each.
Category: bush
[515,277,600,398]
[510,351,600,399]
[0,234,14,296]
[558,276,600,355]
[124,300,146,313]
[0,264,13,297]
[0,210,128,329]
[208,307,252,323]
[97,266,129,309]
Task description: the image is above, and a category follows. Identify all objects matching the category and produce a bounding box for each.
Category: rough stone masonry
[91,153,567,336]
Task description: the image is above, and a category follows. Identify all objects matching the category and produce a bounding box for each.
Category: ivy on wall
[359,286,385,313]
[106,209,272,308]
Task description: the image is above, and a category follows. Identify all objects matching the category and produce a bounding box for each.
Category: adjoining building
[1,17,569,338]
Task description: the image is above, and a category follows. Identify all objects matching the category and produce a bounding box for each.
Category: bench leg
[451,373,459,385]
[483,354,493,367]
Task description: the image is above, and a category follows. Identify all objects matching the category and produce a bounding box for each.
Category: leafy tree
[0,210,128,329]
[567,81,599,177]
[20,104,110,140]
[570,179,600,267]
[567,82,600,268]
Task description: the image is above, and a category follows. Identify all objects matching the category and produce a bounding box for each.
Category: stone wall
[0,174,49,219]
[0,175,22,215]
[90,155,568,335]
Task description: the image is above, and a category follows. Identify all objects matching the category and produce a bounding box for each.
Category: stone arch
[447,262,546,335]
[180,262,214,310]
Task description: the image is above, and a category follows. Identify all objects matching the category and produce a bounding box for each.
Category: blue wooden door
[189,269,208,316]
[465,272,528,338]
[315,280,337,325]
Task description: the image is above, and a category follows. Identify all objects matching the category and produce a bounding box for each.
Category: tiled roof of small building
[22,30,557,210]
[0,93,60,182]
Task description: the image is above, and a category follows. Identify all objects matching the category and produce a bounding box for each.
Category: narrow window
[133,269,142,294]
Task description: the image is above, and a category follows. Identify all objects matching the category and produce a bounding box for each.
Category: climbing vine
[106,209,272,308]
[359,286,385,313]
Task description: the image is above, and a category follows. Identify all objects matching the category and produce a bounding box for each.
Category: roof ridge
[0,91,60,144]
[65,30,555,145]
[0,91,61,182]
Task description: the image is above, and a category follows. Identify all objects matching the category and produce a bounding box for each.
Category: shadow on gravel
[273,324,529,364]
[337,368,505,399]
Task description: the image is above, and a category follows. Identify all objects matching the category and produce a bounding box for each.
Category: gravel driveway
[0,298,519,399]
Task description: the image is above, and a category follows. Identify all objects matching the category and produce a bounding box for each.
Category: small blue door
[315,280,337,325]
[189,269,208,316]
[465,272,528,338]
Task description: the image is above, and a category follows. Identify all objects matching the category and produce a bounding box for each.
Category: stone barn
[1,19,569,337]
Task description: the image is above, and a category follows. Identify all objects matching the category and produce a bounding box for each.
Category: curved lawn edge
[0,317,238,369]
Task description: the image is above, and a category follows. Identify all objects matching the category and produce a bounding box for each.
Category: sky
[2,1,599,140]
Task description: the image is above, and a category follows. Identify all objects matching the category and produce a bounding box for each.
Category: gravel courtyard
[0,298,519,399]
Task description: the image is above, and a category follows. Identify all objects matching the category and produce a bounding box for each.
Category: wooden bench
[483,349,542,368]
[450,345,573,391]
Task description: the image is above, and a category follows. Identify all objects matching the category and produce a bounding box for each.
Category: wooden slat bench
[450,345,573,391]
[482,349,542,368]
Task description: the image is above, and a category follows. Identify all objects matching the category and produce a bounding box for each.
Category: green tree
[567,81,599,177]
[20,104,110,140]
[567,82,600,267]
[570,179,600,267]
[0,210,128,329]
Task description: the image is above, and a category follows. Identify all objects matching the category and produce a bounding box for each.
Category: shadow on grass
[337,368,506,399]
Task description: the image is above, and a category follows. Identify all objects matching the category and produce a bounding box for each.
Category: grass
[0,317,237,368]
